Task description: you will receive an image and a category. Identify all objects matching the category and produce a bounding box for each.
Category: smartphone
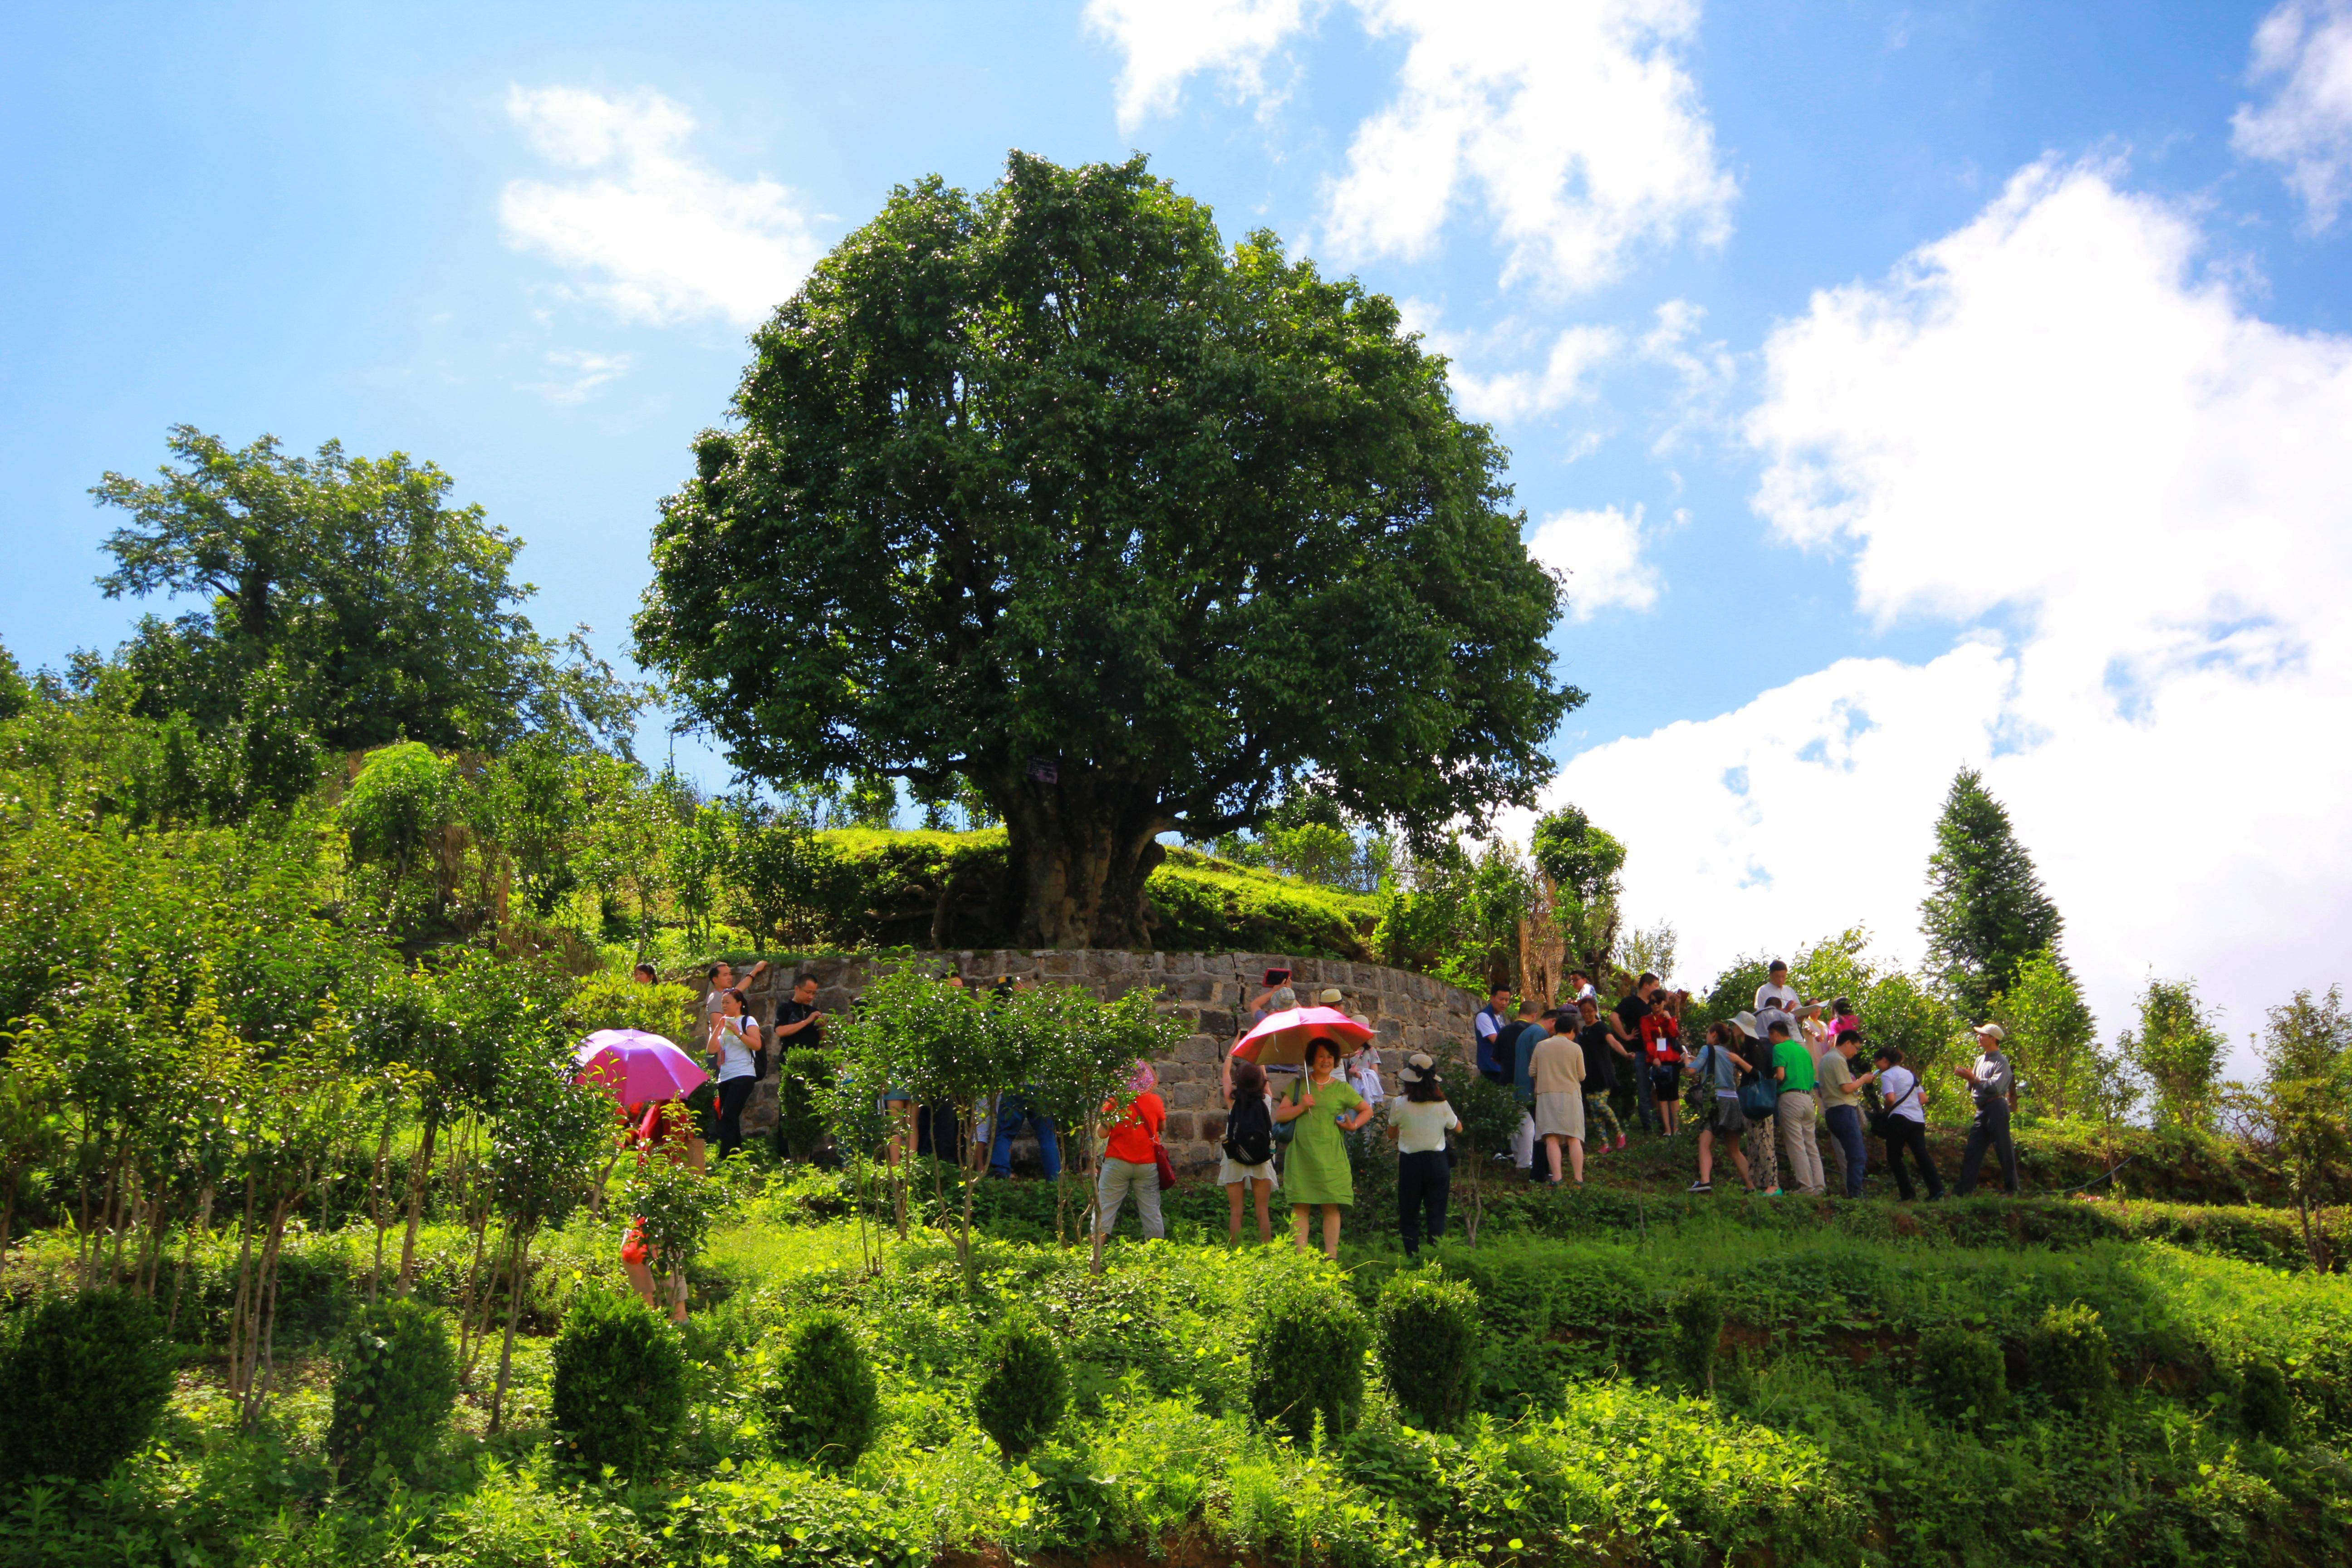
[1263,967,1291,987]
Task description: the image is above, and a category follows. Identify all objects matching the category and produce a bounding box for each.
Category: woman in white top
[1870,1044,1944,1201]
[1387,1052,1462,1261]
[707,988,763,1161]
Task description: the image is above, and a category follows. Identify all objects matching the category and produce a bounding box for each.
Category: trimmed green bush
[973,1310,1069,1458]
[2024,1302,2115,1417]
[0,1288,176,1485]
[328,1298,458,1485]
[765,1308,882,1468]
[2238,1359,2295,1442]
[777,1048,833,1161]
[1250,1271,1371,1445]
[549,1289,689,1479]
[1667,1283,1724,1397]
[1376,1272,1481,1431]
[1916,1324,2009,1426]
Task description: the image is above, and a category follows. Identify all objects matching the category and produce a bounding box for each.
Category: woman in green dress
[1274,1036,1376,1259]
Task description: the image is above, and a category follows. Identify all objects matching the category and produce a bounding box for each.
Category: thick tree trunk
[996,773,1170,948]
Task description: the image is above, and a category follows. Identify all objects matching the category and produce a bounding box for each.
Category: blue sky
[6,1,2351,1053]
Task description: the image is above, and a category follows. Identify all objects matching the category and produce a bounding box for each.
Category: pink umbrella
[1233,1006,1375,1067]
[574,1029,708,1106]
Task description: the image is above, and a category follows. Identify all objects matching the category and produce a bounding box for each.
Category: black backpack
[1223,1094,1274,1167]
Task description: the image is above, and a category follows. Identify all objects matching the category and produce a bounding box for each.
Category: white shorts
[1219,1153,1277,1186]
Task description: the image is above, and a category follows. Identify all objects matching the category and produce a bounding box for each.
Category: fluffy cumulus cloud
[1525,503,1661,618]
[1449,323,1620,419]
[1551,160,2352,1053]
[500,86,822,326]
[2233,0,2352,228]
[1084,0,1316,130]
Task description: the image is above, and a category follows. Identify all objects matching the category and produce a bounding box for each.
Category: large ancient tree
[635,152,1578,946]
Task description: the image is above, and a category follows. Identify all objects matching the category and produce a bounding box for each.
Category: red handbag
[1153,1138,1177,1191]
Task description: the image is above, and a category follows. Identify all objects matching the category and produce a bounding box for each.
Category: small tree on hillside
[1920,767,2066,1020]
[1531,805,1626,985]
[2252,987,2352,1271]
[480,1041,610,1429]
[2119,977,2228,1132]
[1448,1072,1522,1245]
[1991,951,2126,1123]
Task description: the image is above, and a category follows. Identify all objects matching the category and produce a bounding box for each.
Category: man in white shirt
[1754,960,1798,1014]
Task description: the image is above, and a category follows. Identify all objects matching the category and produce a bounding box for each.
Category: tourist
[1644,989,1687,1135]
[987,1088,1061,1181]
[1826,996,1861,1041]
[1732,1012,1782,1195]
[1573,997,1625,1153]
[1488,995,1532,1089]
[1818,1029,1875,1199]
[631,961,658,984]
[1219,1055,1278,1244]
[1474,986,1512,1081]
[1607,973,1657,1138]
[1564,970,1597,1004]
[1530,1010,1587,1185]
[1686,1022,1751,1194]
[704,959,769,1031]
[1095,1062,1168,1242]
[1755,960,1798,1014]
[772,973,825,1051]
[1390,1052,1460,1260]
[1274,1036,1374,1259]
[1799,1000,1830,1055]
[1953,1023,2021,1196]
[1873,1044,1943,1201]
[1509,998,1548,1175]
[1340,1009,1385,1103]
[706,988,763,1161]
[1769,1018,1825,1195]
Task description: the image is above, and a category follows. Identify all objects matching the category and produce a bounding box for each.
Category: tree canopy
[94,426,640,756]
[635,151,1578,947]
[1919,767,2065,1019]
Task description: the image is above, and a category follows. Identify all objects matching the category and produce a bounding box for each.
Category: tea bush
[764,1308,882,1468]
[549,1288,689,1479]
[2239,1357,2296,1442]
[1374,1271,1480,1431]
[326,1297,458,1485]
[0,1287,176,1485]
[1667,1281,1723,1395]
[973,1309,1068,1457]
[2024,1300,2115,1417]
[1249,1269,1370,1444]
[1916,1323,2009,1425]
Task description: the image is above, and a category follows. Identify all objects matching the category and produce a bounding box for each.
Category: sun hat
[1126,1061,1158,1092]
[1730,1010,1761,1039]
[1396,1051,1436,1084]
[1975,1022,2006,1043]
[1318,987,1344,1005]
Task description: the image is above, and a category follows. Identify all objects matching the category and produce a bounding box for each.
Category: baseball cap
[1975,1022,2006,1042]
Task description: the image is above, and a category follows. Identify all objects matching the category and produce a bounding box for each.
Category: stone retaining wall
[696,950,1483,1172]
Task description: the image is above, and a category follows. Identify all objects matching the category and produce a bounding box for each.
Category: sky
[4,0,2350,1067]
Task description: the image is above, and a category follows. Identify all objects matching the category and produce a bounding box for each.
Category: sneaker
[1766,1187,1784,1197]
[1686,1180,1712,1194]
[1614,1135,1628,1152]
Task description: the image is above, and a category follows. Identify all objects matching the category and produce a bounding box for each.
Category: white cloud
[526,349,631,405]
[1555,160,2352,1057]
[1526,503,1662,618]
[1322,0,1735,293]
[500,86,822,326]
[1450,323,1620,419]
[2233,0,2352,228]
[1084,0,1317,130]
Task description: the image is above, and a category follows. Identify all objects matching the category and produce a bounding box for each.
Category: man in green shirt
[1767,1020,1826,1195]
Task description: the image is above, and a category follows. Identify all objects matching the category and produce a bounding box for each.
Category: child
[1388,1052,1460,1261]
[1220,1056,1278,1244]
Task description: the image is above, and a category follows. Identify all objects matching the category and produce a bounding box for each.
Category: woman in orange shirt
[1094,1062,1166,1244]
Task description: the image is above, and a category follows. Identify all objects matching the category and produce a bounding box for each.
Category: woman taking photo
[1274,1036,1374,1259]
[706,988,763,1160]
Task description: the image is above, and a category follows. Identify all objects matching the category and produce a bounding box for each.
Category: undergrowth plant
[973,1309,1069,1458]
[328,1297,458,1486]
[1374,1270,1481,1431]
[549,1288,689,1480]
[764,1308,882,1468]
[1250,1269,1371,1445]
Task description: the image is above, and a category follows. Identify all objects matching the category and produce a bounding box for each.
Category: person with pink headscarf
[1095,1061,1167,1242]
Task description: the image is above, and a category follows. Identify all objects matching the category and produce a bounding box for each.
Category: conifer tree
[1918,767,2064,1019]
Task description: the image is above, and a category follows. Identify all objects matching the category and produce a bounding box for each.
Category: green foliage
[1371,837,1533,990]
[2121,975,2228,1130]
[1916,1323,2009,1426]
[727,799,860,947]
[2239,1358,2296,1442]
[1668,1282,1724,1396]
[1375,1271,1482,1431]
[1993,949,2127,1123]
[775,1047,833,1161]
[635,150,1577,947]
[0,638,29,722]
[568,968,698,1046]
[2252,986,2352,1269]
[0,1288,176,1485]
[2023,1301,2116,1417]
[549,1288,690,1479]
[341,741,457,882]
[1920,766,2066,1019]
[622,1156,725,1279]
[327,1298,458,1485]
[764,1308,882,1469]
[973,1309,1071,1457]
[1249,1269,1372,1444]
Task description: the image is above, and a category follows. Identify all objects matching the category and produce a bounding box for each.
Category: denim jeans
[987,1090,1061,1179]
[1823,1103,1867,1197]
[1095,1157,1164,1239]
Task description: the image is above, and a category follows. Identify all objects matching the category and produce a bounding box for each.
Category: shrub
[973,1310,1069,1458]
[2238,1359,2296,1442]
[549,1289,689,1480]
[2023,1302,2114,1417]
[1667,1283,1724,1396]
[328,1298,458,1485]
[765,1308,882,1468]
[1376,1272,1480,1431]
[1916,1324,2009,1425]
[1249,1272,1371,1445]
[777,1048,833,1161]
[0,1288,176,1485]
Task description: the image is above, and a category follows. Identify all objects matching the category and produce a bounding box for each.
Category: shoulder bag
[1867,1075,1920,1140]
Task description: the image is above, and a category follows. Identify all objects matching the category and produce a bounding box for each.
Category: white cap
[1976,1022,2006,1043]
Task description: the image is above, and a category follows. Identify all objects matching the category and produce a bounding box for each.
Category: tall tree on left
[93,426,641,753]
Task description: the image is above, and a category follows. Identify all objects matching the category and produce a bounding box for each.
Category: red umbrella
[1233,1006,1375,1066]
[573,1029,708,1106]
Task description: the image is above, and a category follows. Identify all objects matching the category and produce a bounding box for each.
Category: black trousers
[715,1075,755,1159]
[1881,1116,1943,1200]
[1956,1101,2020,1195]
[1397,1150,1450,1258]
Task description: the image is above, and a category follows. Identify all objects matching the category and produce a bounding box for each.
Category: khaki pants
[1778,1093,1825,1195]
